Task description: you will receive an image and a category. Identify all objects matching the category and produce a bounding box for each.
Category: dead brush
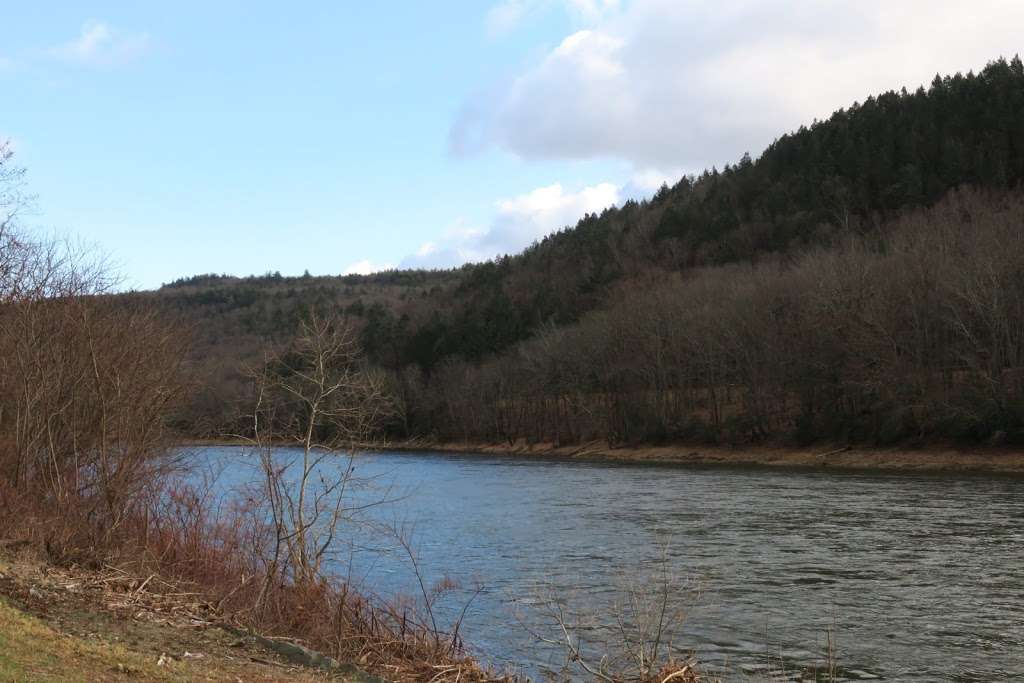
[131,474,503,681]
[516,548,718,683]
[0,472,505,682]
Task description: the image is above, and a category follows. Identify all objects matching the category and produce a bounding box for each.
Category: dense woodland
[135,57,1024,447]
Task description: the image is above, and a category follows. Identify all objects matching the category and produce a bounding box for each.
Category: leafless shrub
[0,146,186,561]
[518,552,707,683]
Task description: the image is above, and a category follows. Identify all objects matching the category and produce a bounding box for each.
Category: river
[191,446,1024,681]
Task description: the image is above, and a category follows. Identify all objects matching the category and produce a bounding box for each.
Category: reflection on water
[192,446,1024,681]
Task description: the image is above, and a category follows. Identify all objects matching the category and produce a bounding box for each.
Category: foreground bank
[0,550,370,682]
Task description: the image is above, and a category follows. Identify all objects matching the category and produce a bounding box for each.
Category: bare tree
[245,312,394,606]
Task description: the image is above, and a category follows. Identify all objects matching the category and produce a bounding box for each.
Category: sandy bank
[371,439,1024,474]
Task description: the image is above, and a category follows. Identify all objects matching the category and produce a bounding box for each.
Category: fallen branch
[817,445,852,458]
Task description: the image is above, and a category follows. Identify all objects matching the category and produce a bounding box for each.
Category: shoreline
[367,438,1024,474]
[180,437,1024,474]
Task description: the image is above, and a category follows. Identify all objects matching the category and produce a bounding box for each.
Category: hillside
[136,57,1024,446]
[131,269,461,432]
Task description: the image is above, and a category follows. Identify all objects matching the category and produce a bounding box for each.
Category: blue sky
[3,1,1022,289]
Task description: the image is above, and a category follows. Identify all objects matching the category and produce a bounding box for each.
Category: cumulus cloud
[50,20,150,66]
[457,0,1024,169]
[402,181,619,269]
[343,260,395,276]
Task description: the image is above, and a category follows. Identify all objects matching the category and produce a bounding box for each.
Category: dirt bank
[371,439,1024,474]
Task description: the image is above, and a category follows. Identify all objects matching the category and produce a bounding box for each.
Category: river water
[192,446,1024,681]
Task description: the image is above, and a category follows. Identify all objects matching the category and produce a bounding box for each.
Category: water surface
[193,446,1024,681]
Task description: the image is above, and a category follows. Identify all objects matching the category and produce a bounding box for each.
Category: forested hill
[434,55,1024,360]
[139,57,1024,444]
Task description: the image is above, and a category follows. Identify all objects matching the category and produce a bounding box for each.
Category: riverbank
[0,550,354,682]
[369,438,1024,474]
[0,475,497,683]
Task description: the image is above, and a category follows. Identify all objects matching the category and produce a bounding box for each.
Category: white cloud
[50,20,150,66]
[402,181,619,269]
[458,0,1024,169]
[486,0,536,35]
[343,260,395,276]
[565,0,620,23]
[398,221,487,269]
[486,0,620,35]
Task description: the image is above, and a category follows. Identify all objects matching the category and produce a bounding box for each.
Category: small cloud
[564,0,619,24]
[400,220,487,269]
[50,20,150,66]
[486,0,537,36]
[622,167,684,200]
[485,0,618,36]
[342,260,395,276]
[402,181,619,269]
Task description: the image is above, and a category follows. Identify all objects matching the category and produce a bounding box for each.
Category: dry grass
[0,554,336,682]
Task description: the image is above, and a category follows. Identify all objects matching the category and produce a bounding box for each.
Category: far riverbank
[366,438,1024,474]
[181,437,1024,473]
